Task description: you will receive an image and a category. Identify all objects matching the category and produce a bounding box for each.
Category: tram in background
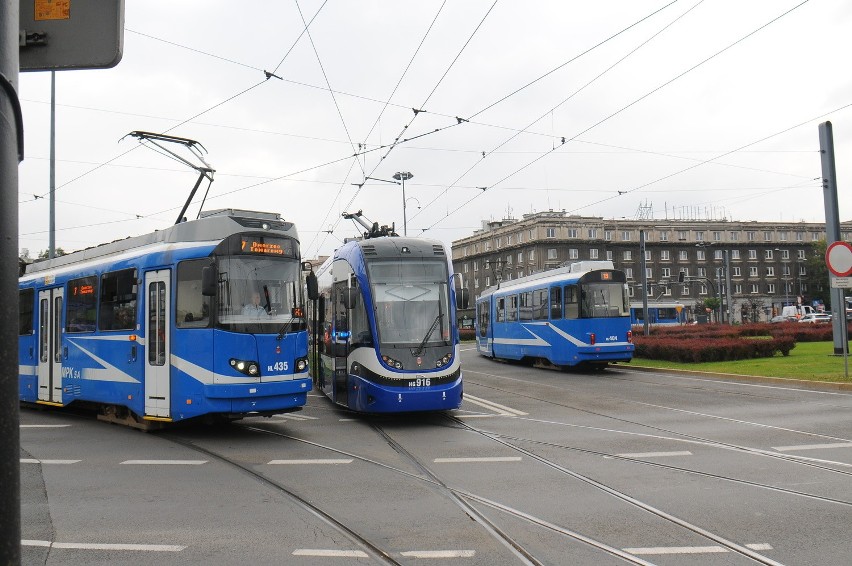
[307,231,468,413]
[475,261,634,368]
[18,209,314,428]
[629,301,686,326]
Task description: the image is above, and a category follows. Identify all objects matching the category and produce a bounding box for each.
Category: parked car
[769,315,796,323]
[798,313,832,324]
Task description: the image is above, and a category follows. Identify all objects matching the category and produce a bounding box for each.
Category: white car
[798,313,832,324]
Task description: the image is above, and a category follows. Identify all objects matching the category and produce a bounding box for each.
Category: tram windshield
[367,260,450,348]
[579,282,630,318]
[214,256,305,333]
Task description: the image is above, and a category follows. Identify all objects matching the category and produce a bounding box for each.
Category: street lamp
[393,171,413,236]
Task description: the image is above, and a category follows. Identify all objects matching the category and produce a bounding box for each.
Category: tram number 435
[268,361,289,372]
[409,378,431,387]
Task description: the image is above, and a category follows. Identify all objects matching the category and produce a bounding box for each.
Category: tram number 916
[408,377,431,387]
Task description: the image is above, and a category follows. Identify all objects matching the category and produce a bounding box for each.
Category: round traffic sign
[825,241,852,277]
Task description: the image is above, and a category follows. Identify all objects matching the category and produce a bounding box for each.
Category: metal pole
[49,71,55,258]
[402,176,407,236]
[724,249,733,324]
[0,0,23,562]
[640,230,649,336]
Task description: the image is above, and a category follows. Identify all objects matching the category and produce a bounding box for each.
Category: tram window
[563,285,579,319]
[66,276,98,333]
[477,302,489,337]
[550,287,562,319]
[176,260,211,328]
[506,295,518,322]
[99,269,138,331]
[348,279,372,347]
[532,288,548,320]
[496,297,505,322]
[519,292,533,321]
[19,288,34,335]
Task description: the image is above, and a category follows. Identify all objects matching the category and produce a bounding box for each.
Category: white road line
[616,451,693,458]
[773,442,852,452]
[293,549,369,558]
[400,550,476,558]
[119,460,207,465]
[464,394,527,416]
[22,540,185,552]
[339,418,358,422]
[276,414,320,421]
[268,459,353,465]
[434,457,522,463]
[20,424,70,428]
[624,543,772,555]
[20,459,80,465]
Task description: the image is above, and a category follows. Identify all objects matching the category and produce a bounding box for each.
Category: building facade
[452,211,852,322]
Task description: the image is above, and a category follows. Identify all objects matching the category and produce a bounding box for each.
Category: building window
[764,249,773,260]
[606,250,613,261]
[797,249,806,260]
[764,231,773,241]
[714,250,723,260]
[518,252,523,264]
[661,267,671,278]
[485,276,490,287]
[766,283,775,294]
[547,228,556,238]
[735,284,742,294]
[645,250,652,261]
[623,250,632,260]
[485,241,491,251]
[796,231,804,241]
[528,249,535,261]
[779,231,788,241]
[750,284,759,294]
[659,231,669,241]
[679,250,688,261]
[732,267,741,277]
[681,284,690,296]
[712,231,721,241]
[699,284,708,296]
[495,238,501,249]
[568,249,578,259]
[746,231,755,241]
[588,228,598,239]
[605,231,613,241]
[749,266,758,277]
[507,235,513,246]
[677,231,687,241]
[473,261,478,272]
[697,250,706,261]
[730,249,740,260]
[780,249,790,259]
[548,248,558,260]
[698,267,706,277]
[567,228,577,238]
[589,248,599,259]
[463,264,469,274]
[695,231,704,241]
[622,230,631,241]
[646,268,653,279]
[624,267,633,279]
[748,249,757,260]
[729,231,739,241]
[660,250,670,261]
[766,266,774,276]
[662,286,672,296]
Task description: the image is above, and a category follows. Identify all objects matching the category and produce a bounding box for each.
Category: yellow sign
[675,305,683,313]
[34,0,71,21]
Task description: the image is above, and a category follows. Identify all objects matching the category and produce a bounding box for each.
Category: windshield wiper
[412,301,444,357]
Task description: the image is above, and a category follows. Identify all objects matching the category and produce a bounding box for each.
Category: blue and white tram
[629,301,686,326]
[475,261,634,367]
[18,209,313,427]
[307,237,467,413]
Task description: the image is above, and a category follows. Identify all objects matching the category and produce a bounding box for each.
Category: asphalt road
[19,346,852,565]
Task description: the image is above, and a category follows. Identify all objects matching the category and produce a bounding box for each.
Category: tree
[804,239,829,306]
[37,247,66,259]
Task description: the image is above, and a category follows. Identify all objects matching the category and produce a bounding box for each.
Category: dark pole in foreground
[0,0,22,563]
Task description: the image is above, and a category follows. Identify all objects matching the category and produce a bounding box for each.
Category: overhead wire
[418,0,813,234]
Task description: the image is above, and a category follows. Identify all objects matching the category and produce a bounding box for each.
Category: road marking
[275,414,320,421]
[20,459,79,465]
[773,442,852,452]
[434,457,522,463]
[625,543,772,555]
[119,460,207,465]
[401,550,476,558]
[22,540,185,552]
[20,424,70,428]
[463,394,527,416]
[616,451,693,458]
[293,549,369,558]
[268,459,353,465]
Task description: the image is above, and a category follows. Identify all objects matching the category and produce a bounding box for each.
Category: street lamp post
[393,171,413,236]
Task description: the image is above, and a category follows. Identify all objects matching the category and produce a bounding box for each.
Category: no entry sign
[825,241,852,277]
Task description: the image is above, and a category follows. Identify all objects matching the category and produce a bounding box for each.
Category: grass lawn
[630,341,852,382]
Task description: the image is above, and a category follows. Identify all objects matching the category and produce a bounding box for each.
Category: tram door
[144,270,171,417]
[36,288,64,403]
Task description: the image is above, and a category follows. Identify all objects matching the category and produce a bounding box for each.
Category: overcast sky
[16,0,852,260]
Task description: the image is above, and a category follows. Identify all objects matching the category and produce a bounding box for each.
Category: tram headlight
[230,358,261,377]
[436,353,453,367]
[381,355,404,370]
[295,357,308,372]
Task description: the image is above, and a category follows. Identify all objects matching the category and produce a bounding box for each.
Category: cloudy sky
[16,0,852,260]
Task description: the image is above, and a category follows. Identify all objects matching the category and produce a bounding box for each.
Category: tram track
[240,423,658,565]
[160,431,402,565]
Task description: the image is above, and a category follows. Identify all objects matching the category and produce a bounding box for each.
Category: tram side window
[66,276,98,333]
[550,287,562,319]
[507,295,518,322]
[496,297,505,322]
[477,301,489,337]
[19,288,34,335]
[176,259,211,328]
[532,288,548,320]
[99,269,138,331]
[563,285,579,319]
[519,292,533,321]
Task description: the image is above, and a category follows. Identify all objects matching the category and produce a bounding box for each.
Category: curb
[624,364,852,392]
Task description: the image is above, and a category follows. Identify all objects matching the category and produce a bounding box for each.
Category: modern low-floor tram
[18,209,313,427]
[308,236,467,413]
